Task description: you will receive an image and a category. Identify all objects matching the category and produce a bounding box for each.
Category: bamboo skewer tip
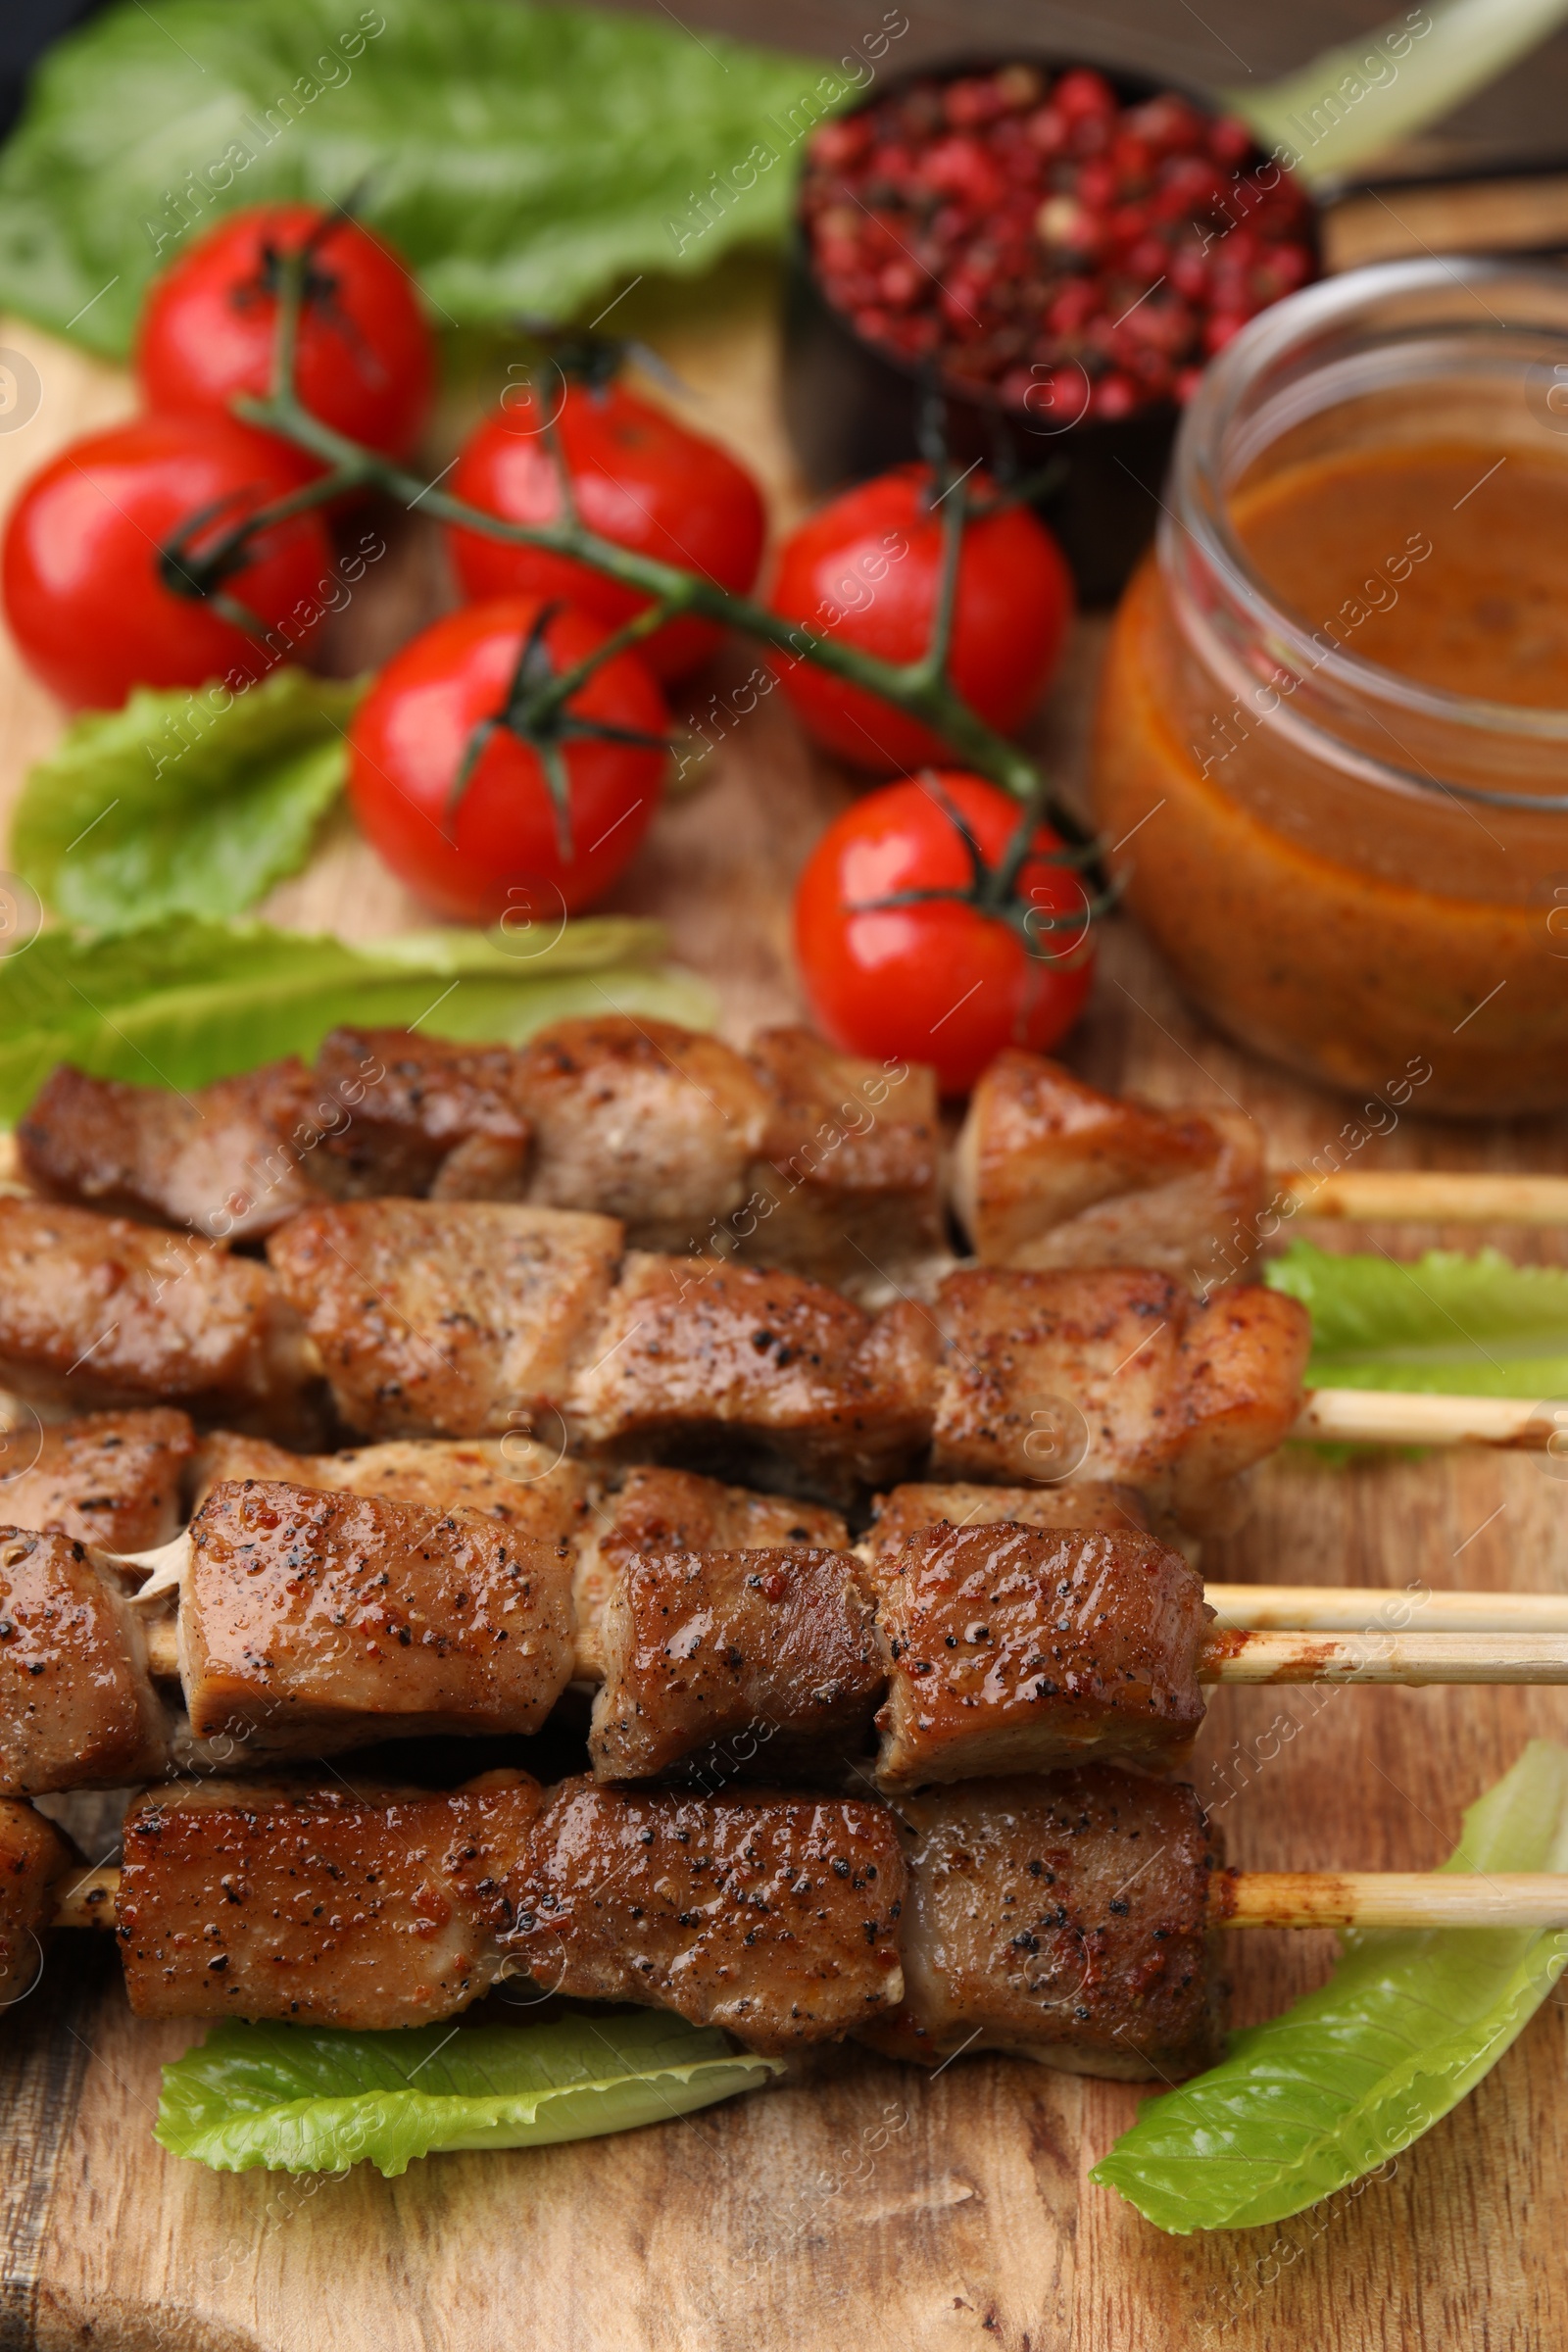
[1215,1871,1568,1932]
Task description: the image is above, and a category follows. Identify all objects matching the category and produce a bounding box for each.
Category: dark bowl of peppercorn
[783,57,1320,604]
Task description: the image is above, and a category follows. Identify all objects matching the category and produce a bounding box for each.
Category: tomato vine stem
[231,255,1109,899]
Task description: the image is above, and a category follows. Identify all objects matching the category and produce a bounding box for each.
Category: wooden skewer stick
[1213,1871,1568,1930]
[137,1611,1568,1690]
[1297,1389,1568,1449]
[54,1866,118,1931]
[52,1864,1568,1936]
[143,1618,179,1679]
[1207,1585,1568,1633]
[1202,1629,1568,1684]
[1276,1168,1568,1224]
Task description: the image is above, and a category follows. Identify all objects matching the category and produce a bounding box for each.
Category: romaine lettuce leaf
[1092,1739,1568,2233]
[1266,1239,1568,1397]
[12,671,363,936]
[0,0,840,356]
[156,2008,781,2175]
[0,914,715,1116]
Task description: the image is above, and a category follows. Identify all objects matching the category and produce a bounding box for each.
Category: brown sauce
[1092,438,1568,1114]
[1234,442,1568,708]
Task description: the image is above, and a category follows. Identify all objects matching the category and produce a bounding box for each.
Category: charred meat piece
[860,1479,1151,1560]
[0,1407,194,1549]
[949,1051,1265,1280]
[858,1766,1225,2079]
[952,1050,1265,1289]
[118,1773,541,2026]
[504,1775,906,2050]
[0,1527,170,1793]
[180,1481,578,1752]
[863,1525,1212,1789]
[589,1547,883,1783]
[513,1017,769,1251]
[1167,1282,1315,1529]
[741,1029,944,1295]
[269,1200,621,1439]
[312,1026,534,1201]
[16,1060,326,1242]
[0,1797,75,2004]
[190,1431,591,1544]
[928,1267,1309,1530]
[570,1254,933,1505]
[0,1200,314,1433]
[575,1465,851,1675]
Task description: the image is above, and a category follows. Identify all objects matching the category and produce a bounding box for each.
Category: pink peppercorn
[800,65,1316,422]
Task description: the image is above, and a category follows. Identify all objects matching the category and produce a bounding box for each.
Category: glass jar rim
[1167,255,1568,809]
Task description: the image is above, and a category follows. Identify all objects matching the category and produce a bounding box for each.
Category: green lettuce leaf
[1266,1239,1568,1398]
[11,671,363,937]
[0,914,715,1117]
[156,2008,781,2176]
[0,0,842,356]
[1092,1740,1568,2233]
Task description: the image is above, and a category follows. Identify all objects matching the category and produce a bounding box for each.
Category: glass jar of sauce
[1092,258,1568,1116]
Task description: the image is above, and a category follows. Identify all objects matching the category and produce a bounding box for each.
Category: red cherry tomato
[348,597,668,925]
[2,412,331,710]
[136,203,434,462]
[767,466,1073,773]
[793,771,1095,1094]
[445,376,766,682]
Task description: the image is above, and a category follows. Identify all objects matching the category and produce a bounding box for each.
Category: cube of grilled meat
[268,1200,621,1439]
[0,1797,75,2005]
[862,1525,1211,1790]
[16,1060,326,1242]
[0,1407,194,1549]
[118,1773,541,2026]
[180,1481,577,1751]
[953,1051,1266,1289]
[858,1767,1226,2080]
[513,1017,770,1251]
[190,1431,591,1547]
[574,1466,851,1676]
[740,1029,944,1296]
[311,1026,534,1201]
[928,1267,1310,1530]
[0,1528,171,1793]
[571,1254,933,1505]
[589,1548,882,1783]
[0,1200,315,1434]
[503,1776,906,2050]
[860,1479,1151,1561]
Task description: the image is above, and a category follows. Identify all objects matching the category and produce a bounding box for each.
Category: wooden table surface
[2,87,1568,2352]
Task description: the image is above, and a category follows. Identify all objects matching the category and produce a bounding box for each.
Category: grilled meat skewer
[16,1765,1568,2082]
[7,1487,1564,1802]
[2,1763,1219,2077]
[0,1196,1311,1520]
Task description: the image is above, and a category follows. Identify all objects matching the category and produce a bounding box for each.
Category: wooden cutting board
[2,194,1568,2352]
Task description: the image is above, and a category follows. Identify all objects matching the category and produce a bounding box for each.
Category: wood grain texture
[2,173,1568,2352]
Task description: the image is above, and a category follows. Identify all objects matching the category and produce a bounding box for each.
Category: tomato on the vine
[792,771,1095,1093]
[347,596,669,925]
[1,413,331,710]
[767,466,1073,773]
[445,374,766,682]
[136,203,435,462]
